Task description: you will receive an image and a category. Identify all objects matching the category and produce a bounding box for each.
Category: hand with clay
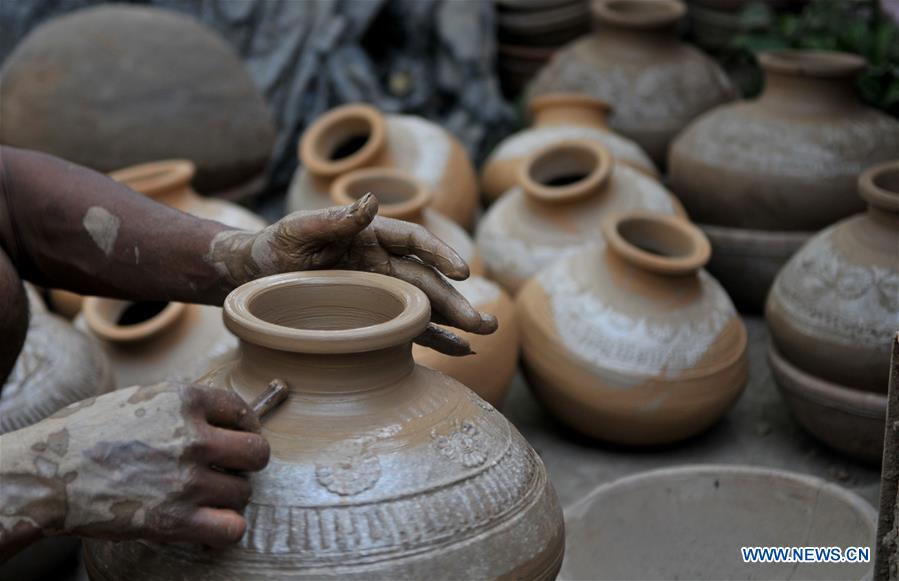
[0,382,269,561]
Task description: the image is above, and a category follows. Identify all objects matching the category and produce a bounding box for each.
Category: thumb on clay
[326,192,379,239]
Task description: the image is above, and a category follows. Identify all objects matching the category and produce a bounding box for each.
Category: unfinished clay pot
[287,104,479,229]
[0,5,275,199]
[766,160,899,463]
[330,168,483,276]
[481,93,657,204]
[526,0,734,165]
[476,139,684,294]
[669,50,899,311]
[517,212,747,445]
[84,271,565,580]
[76,298,237,390]
[561,465,876,580]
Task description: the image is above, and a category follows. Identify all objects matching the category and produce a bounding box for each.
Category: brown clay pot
[669,50,899,312]
[516,211,748,445]
[481,93,658,204]
[526,0,734,165]
[286,104,479,229]
[766,160,899,463]
[0,5,275,199]
[476,139,684,294]
[84,271,565,580]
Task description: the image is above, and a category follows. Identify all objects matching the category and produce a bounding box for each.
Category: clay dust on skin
[82,206,120,256]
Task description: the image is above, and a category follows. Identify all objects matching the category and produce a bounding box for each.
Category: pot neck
[601,211,710,277]
[300,103,388,179]
[530,94,611,129]
[109,160,200,212]
[330,168,431,225]
[758,51,865,113]
[859,160,899,226]
[593,0,684,43]
[519,139,613,206]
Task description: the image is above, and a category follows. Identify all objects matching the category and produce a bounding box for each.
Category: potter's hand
[0,383,269,559]
[207,194,497,355]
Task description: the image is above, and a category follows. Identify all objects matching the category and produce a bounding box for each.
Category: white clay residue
[389,116,452,187]
[83,206,121,256]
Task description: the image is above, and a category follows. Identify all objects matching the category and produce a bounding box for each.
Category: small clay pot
[517,211,747,445]
[526,0,734,165]
[561,465,876,580]
[669,50,899,311]
[287,104,479,229]
[476,139,683,293]
[85,271,564,580]
[481,93,658,204]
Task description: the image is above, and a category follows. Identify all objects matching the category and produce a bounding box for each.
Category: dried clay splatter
[82,207,121,256]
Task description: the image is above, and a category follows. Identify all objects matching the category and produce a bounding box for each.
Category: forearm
[0,146,247,305]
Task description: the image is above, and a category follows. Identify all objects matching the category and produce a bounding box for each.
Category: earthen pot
[766,160,899,463]
[476,139,684,294]
[286,104,479,229]
[561,465,876,580]
[526,0,734,165]
[481,93,658,204]
[669,50,899,312]
[84,271,565,580]
[517,212,747,445]
[0,5,275,199]
[76,298,238,390]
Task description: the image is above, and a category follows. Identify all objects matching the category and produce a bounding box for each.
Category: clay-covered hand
[207,194,497,355]
[0,382,269,551]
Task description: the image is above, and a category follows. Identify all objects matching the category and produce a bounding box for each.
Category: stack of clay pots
[494,0,591,97]
[766,160,899,465]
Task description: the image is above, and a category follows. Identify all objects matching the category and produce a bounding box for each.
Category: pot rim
[758,50,867,79]
[518,139,613,204]
[529,93,613,117]
[108,159,195,198]
[224,271,431,354]
[330,167,433,222]
[858,160,899,213]
[591,0,685,30]
[601,211,711,275]
[82,297,187,343]
[299,103,387,178]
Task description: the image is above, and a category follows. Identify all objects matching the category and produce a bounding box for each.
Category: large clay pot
[476,139,684,293]
[84,271,565,580]
[331,168,517,406]
[0,5,275,199]
[517,211,747,445]
[669,50,899,312]
[766,160,899,464]
[286,104,479,229]
[481,93,658,204]
[526,0,734,165]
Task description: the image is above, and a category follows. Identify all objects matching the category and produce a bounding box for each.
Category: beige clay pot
[517,211,747,445]
[766,160,899,463]
[287,103,479,229]
[84,271,564,580]
[526,0,734,165]
[476,139,684,294]
[480,93,657,204]
[669,50,899,311]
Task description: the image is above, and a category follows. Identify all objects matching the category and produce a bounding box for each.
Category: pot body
[418,209,484,277]
[517,243,747,445]
[0,6,275,198]
[476,163,683,293]
[287,114,478,229]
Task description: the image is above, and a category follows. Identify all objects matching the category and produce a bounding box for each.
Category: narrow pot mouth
[592,0,685,30]
[82,297,187,343]
[602,211,711,275]
[519,139,613,204]
[224,271,430,354]
[759,50,867,79]
[108,160,195,198]
[299,104,387,178]
[858,160,899,213]
[330,167,432,221]
[529,93,613,117]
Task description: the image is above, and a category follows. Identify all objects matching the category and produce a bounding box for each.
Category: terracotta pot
[76,298,237,390]
[476,139,684,293]
[669,50,899,311]
[286,104,479,229]
[561,465,876,580]
[330,167,484,276]
[481,93,658,204]
[0,5,275,199]
[517,211,747,445]
[526,0,734,165]
[84,271,565,580]
[765,160,899,462]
